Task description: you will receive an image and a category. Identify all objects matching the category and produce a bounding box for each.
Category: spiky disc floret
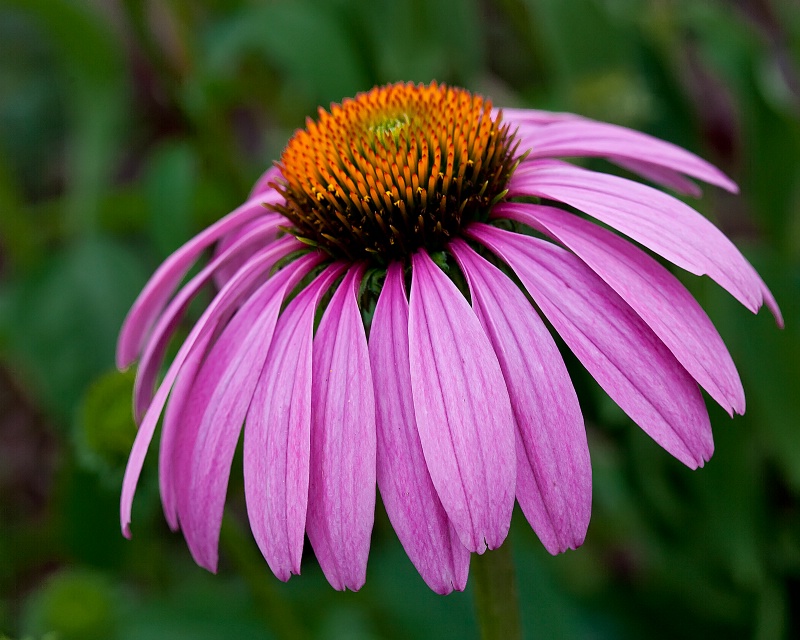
[269,82,519,263]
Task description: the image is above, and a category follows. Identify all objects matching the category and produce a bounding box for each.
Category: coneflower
[119,82,781,594]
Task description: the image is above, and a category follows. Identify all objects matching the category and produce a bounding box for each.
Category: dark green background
[1,1,798,638]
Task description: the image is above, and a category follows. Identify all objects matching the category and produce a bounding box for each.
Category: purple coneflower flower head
[119,82,782,594]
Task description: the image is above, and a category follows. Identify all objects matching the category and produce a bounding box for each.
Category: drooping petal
[164,311,250,539]
[120,240,296,538]
[183,254,321,571]
[117,193,285,369]
[509,160,782,325]
[515,120,737,192]
[133,232,299,420]
[469,224,714,468]
[497,203,746,416]
[244,264,345,582]
[159,329,212,531]
[370,262,469,593]
[449,240,591,554]
[408,250,516,553]
[307,265,376,592]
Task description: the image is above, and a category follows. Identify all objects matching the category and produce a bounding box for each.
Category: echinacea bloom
[119,82,782,594]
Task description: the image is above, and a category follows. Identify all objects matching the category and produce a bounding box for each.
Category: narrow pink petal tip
[762,282,784,328]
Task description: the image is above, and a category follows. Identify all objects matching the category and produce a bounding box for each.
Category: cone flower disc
[118,82,782,594]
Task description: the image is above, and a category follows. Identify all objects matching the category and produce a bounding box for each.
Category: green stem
[219,514,308,640]
[472,540,523,640]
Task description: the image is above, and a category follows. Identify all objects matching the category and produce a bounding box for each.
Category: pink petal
[369,262,469,593]
[159,329,212,531]
[408,250,516,553]
[133,233,299,421]
[509,160,782,325]
[515,120,738,192]
[497,203,746,416]
[183,254,321,571]
[119,240,298,538]
[117,194,285,369]
[449,240,591,554]
[249,165,283,198]
[469,224,714,469]
[163,315,242,539]
[307,265,376,591]
[244,264,345,582]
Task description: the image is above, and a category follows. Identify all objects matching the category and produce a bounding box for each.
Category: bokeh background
[1,0,799,638]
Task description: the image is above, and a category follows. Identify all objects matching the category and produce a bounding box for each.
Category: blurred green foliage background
[1,0,799,638]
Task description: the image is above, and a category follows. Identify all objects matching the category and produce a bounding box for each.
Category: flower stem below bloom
[472,540,523,640]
